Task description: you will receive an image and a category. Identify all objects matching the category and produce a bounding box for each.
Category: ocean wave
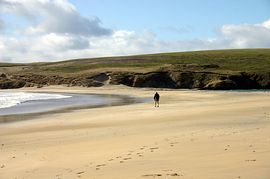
[0,92,72,109]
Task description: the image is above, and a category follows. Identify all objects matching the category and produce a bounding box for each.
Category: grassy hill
[1,48,270,90]
[1,48,270,75]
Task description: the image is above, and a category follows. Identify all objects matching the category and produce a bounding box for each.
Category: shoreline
[0,91,145,123]
[1,85,270,179]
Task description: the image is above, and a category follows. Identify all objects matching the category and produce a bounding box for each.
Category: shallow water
[0,92,71,109]
[0,92,118,116]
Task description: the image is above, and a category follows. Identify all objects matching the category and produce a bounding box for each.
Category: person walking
[154,92,160,107]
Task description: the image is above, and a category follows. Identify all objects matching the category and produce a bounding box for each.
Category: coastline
[0,91,144,123]
[0,85,270,179]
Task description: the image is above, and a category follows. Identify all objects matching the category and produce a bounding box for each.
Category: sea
[0,92,71,109]
[0,92,117,116]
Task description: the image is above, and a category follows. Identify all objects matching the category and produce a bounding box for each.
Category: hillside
[0,49,270,89]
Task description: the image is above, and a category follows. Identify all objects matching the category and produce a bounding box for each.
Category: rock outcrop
[0,79,26,89]
[0,66,269,90]
[109,69,270,90]
[0,73,104,89]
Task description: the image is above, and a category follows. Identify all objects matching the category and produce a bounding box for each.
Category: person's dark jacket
[154,93,160,101]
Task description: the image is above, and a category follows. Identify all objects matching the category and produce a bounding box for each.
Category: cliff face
[1,66,270,90]
[0,73,104,89]
[110,71,270,90]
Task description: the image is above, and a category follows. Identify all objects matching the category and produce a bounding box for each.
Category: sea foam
[0,92,71,109]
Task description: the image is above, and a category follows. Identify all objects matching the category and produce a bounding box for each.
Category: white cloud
[0,0,269,62]
[218,20,270,48]
[0,0,111,36]
[36,33,89,51]
[262,19,270,28]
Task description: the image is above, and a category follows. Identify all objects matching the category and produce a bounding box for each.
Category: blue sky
[70,0,270,40]
[0,0,270,62]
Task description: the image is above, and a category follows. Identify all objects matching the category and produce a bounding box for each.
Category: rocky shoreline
[1,65,269,90]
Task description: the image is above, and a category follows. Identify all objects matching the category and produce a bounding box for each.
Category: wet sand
[0,92,142,123]
[0,85,270,179]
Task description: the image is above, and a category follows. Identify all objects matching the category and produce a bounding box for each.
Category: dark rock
[242,72,270,89]
[228,73,261,89]
[0,79,26,89]
[110,72,135,86]
[0,65,269,90]
[169,72,194,88]
[24,82,36,87]
[87,73,109,83]
[202,64,220,69]
[132,72,176,88]
[0,73,7,78]
[37,84,43,88]
[84,79,103,87]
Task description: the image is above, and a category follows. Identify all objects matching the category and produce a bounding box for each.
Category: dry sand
[1,85,270,179]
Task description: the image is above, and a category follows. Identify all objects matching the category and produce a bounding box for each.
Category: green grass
[2,48,270,74]
[41,62,163,73]
[0,63,24,67]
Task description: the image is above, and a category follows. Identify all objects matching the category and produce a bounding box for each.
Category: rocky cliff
[1,64,269,90]
[110,70,270,90]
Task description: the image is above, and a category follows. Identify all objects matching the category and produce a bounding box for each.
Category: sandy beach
[1,85,270,179]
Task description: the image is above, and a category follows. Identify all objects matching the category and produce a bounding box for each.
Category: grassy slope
[1,49,270,75]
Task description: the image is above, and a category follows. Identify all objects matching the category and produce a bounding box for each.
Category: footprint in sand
[225,145,231,151]
[245,159,256,162]
[166,173,182,177]
[150,147,159,152]
[142,172,183,177]
[94,164,106,170]
[123,157,132,160]
[136,152,144,157]
[55,174,62,179]
[170,141,179,147]
[142,174,162,177]
[77,171,85,175]
[96,164,106,168]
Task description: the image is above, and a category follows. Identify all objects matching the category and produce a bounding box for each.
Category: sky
[0,0,270,62]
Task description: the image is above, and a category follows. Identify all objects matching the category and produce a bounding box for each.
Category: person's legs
[154,100,157,107]
[157,100,159,107]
